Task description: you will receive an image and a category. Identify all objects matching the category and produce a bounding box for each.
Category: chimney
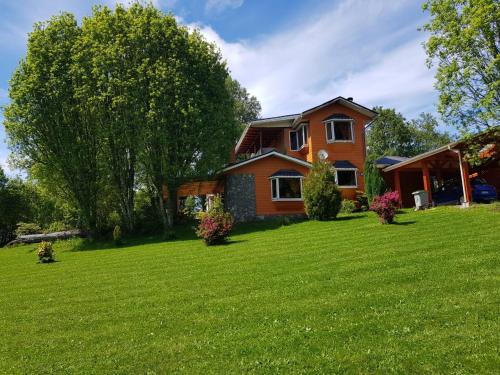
[347,97,353,101]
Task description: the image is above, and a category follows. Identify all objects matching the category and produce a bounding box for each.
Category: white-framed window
[270,177,303,201]
[335,169,357,188]
[325,119,354,143]
[289,124,308,151]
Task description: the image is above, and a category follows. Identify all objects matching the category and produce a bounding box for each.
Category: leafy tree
[303,160,342,220]
[226,78,262,134]
[366,107,415,157]
[4,13,101,232]
[422,0,500,131]
[367,107,453,158]
[408,113,453,154]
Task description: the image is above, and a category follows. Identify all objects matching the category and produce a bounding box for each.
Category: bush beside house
[303,160,342,220]
[196,197,234,245]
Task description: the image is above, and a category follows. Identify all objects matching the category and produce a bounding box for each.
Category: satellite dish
[318,149,329,160]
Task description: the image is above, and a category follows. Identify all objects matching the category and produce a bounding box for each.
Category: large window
[336,169,357,188]
[271,177,303,200]
[290,124,308,151]
[325,120,353,142]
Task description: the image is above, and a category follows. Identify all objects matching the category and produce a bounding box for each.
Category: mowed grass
[0,206,499,374]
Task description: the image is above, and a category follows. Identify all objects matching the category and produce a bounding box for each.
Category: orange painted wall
[177,180,224,197]
[225,155,310,216]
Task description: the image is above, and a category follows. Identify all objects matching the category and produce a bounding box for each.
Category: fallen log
[6,230,86,247]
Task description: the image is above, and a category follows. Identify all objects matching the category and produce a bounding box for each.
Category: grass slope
[0,206,499,374]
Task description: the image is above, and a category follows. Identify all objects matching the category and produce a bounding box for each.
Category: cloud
[192,0,436,118]
[205,0,244,14]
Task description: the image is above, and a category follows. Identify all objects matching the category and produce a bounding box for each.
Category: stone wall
[225,174,256,222]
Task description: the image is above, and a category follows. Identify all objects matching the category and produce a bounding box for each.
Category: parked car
[433,177,497,205]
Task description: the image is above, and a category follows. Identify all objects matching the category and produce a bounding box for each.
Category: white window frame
[289,124,308,151]
[335,168,358,188]
[269,176,304,201]
[324,119,354,143]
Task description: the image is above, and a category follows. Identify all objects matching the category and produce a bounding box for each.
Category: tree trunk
[166,184,178,229]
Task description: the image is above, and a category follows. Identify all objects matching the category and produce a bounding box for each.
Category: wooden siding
[177,180,224,197]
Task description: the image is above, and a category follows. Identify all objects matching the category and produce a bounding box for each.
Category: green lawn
[1,206,499,374]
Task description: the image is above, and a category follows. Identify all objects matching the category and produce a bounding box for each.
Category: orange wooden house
[178,97,377,221]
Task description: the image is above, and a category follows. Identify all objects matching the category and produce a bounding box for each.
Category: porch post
[394,170,402,207]
[457,151,472,206]
[422,161,433,205]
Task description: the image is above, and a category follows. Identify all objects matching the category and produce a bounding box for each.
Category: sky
[0,0,439,175]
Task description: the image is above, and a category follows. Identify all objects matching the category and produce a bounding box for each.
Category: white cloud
[192,0,436,118]
[205,0,244,13]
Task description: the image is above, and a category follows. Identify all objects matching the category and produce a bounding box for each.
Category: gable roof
[375,156,409,168]
[269,169,304,178]
[222,151,312,173]
[296,96,377,124]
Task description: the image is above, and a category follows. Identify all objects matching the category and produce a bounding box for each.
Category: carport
[380,129,499,208]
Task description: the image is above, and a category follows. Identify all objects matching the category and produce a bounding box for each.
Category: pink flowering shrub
[370,191,400,224]
[196,197,234,245]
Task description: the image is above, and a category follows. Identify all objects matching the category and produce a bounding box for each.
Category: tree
[366,107,415,157]
[367,107,453,158]
[303,159,342,220]
[422,0,500,131]
[4,13,101,232]
[408,113,453,154]
[364,155,387,203]
[226,78,262,134]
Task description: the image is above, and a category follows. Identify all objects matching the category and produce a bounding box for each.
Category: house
[378,129,500,208]
[177,96,377,221]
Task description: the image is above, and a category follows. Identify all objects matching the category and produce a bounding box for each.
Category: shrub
[364,156,387,203]
[303,160,342,220]
[182,196,197,220]
[113,225,122,246]
[370,191,400,224]
[196,196,234,245]
[15,222,42,236]
[44,221,71,233]
[355,191,369,211]
[340,199,356,214]
[37,241,55,263]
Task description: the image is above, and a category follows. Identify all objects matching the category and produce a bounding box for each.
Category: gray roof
[333,160,357,169]
[270,169,304,178]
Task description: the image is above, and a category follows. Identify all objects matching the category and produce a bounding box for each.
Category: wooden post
[458,152,472,206]
[394,170,402,207]
[422,161,433,205]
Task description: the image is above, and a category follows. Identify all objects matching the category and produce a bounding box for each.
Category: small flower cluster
[37,241,55,263]
[370,191,400,224]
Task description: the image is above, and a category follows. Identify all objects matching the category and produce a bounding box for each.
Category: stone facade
[225,174,256,222]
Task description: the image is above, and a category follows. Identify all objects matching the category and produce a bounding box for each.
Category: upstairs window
[290,124,308,151]
[325,120,353,142]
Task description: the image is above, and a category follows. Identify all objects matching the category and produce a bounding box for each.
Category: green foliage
[422,0,499,130]
[44,221,72,234]
[15,222,42,236]
[303,160,341,220]
[113,225,122,246]
[226,77,262,134]
[367,108,453,158]
[355,191,369,211]
[182,196,197,221]
[340,199,356,214]
[364,156,387,203]
[196,196,234,245]
[36,241,54,263]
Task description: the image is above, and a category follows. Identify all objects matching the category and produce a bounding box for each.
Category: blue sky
[0,0,439,175]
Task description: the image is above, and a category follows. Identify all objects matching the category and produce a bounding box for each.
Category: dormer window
[324,116,354,143]
[290,123,308,151]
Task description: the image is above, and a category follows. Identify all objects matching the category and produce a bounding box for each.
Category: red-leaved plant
[370,191,400,224]
[196,197,234,245]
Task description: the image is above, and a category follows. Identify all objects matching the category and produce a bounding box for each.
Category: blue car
[433,177,497,205]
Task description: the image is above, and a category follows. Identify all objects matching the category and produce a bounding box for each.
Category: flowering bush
[196,197,234,245]
[37,241,55,263]
[370,191,400,224]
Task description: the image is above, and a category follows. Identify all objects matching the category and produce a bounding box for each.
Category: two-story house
[177,96,377,221]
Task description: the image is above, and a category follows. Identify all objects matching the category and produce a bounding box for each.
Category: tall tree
[422,0,499,131]
[408,112,453,154]
[367,107,453,158]
[226,78,262,134]
[366,107,415,157]
[4,14,101,232]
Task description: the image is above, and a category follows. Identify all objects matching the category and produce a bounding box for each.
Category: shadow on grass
[335,213,368,221]
[393,220,417,226]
